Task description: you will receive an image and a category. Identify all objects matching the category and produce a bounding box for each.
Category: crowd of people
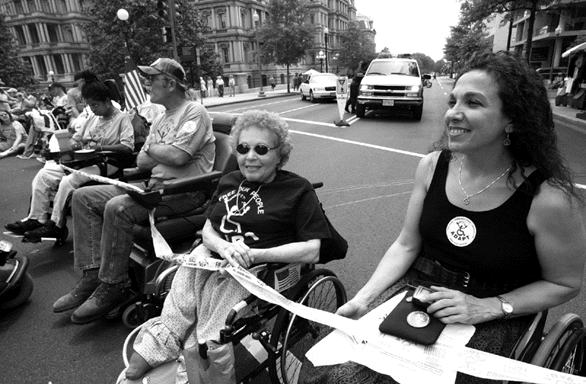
[2,51,586,384]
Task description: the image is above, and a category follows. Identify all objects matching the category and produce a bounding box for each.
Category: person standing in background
[216,76,224,97]
[228,75,236,97]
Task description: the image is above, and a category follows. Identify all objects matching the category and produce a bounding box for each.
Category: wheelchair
[512,310,586,377]
[110,112,240,327]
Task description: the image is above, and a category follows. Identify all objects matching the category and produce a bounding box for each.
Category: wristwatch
[497,296,514,320]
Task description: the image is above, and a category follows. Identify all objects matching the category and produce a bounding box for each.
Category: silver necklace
[458,156,512,205]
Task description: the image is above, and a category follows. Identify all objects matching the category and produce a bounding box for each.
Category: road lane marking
[278,104,321,115]
[347,116,359,124]
[210,111,586,190]
[289,129,425,158]
[221,99,295,113]
[324,191,412,210]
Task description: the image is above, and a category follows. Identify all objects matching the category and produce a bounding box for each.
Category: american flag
[274,264,301,292]
[123,50,147,111]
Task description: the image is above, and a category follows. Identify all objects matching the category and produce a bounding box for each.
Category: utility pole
[169,0,179,62]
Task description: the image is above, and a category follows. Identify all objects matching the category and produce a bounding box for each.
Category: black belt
[412,257,533,296]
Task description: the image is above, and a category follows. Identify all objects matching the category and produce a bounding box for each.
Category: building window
[220,45,230,63]
[26,0,37,12]
[14,0,24,13]
[217,9,227,29]
[63,24,74,42]
[202,11,211,27]
[41,0,51,13]
[47,24,59,43]
[35,55,48,76]
[56,0,67,13]
[14,25,27,45]
[28,24,40,44]
[71,53,83,72]
[53,54,65,74]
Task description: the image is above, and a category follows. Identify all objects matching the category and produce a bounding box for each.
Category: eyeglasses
[236,143,277,156]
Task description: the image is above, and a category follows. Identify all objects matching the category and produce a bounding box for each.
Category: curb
[553,114,586,135]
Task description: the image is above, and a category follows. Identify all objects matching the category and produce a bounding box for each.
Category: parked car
[356,58,430,120]
[300,73,338,102]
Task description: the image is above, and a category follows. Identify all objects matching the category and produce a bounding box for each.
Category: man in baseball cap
[137,58,186,89]
[54,56,216,326]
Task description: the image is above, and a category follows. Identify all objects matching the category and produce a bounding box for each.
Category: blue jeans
[71,184,206,284]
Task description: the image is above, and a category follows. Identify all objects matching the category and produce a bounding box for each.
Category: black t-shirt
[206,170,331,249]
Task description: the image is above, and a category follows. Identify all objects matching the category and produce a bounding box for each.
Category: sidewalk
[199,84,295,109]
[549,94,586,135]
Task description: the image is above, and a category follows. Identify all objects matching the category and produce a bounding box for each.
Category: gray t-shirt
[145,101,215,187]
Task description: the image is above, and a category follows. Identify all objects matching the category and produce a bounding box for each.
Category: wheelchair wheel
[530,313,586,375]
[268,269,347,384]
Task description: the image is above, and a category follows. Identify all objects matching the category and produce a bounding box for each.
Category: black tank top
[419,151,544,285]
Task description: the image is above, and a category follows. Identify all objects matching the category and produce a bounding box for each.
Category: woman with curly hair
[316,51,586,384]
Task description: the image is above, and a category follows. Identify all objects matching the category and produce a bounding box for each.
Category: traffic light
[157,0,167,18]
[174,0,182,20]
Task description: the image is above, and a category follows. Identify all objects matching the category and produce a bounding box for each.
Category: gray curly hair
[230,110,293,169]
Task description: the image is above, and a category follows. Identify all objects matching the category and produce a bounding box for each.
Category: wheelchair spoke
[268,270,346,384]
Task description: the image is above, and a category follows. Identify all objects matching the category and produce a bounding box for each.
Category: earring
[503,133,511,146]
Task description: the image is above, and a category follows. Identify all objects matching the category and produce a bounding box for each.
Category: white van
[357,58,430,120]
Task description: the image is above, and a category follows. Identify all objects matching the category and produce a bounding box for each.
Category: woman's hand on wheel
[335,298,369,319]
[426,286,499,325]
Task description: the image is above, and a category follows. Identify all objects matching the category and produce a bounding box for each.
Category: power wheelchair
[112,112,349,383]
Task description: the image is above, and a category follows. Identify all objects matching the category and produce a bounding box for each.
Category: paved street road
[2,78,586,383]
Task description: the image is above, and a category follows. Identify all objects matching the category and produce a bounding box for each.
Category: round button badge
[407,311,430,328]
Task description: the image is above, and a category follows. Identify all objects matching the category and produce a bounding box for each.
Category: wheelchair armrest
[161,171,223,196]
[126,189,162,209]
[122,167,151,181]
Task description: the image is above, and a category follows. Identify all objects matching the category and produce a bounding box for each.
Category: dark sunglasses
[236,143,277,156]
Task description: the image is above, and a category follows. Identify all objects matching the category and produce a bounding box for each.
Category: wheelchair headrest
[212,113,236,135]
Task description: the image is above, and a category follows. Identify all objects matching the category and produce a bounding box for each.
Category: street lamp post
[324,26,329,73]
[549,23,563,86]
[333,53,339,74]
[116,8,130,49]
[316,51,325,72]
[252,11,266,98]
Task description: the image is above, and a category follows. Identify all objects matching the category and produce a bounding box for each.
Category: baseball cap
[138,58,186,86]
[7,88,17,94]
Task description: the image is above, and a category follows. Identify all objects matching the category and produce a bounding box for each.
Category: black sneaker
[5,219,43,235]
[24,221,64,240]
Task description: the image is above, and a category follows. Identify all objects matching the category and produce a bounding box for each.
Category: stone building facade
[1,0,361,91]
[1,0,90,87]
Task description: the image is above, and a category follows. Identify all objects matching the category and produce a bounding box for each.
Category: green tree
[444,21,492,75]
[338,21,377,74]
[0,14,37,89]
[412,53,435,74]
[257,0,315,92]
[81,0,217,85]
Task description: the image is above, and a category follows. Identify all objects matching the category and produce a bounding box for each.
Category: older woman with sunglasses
[123,110,332,382]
